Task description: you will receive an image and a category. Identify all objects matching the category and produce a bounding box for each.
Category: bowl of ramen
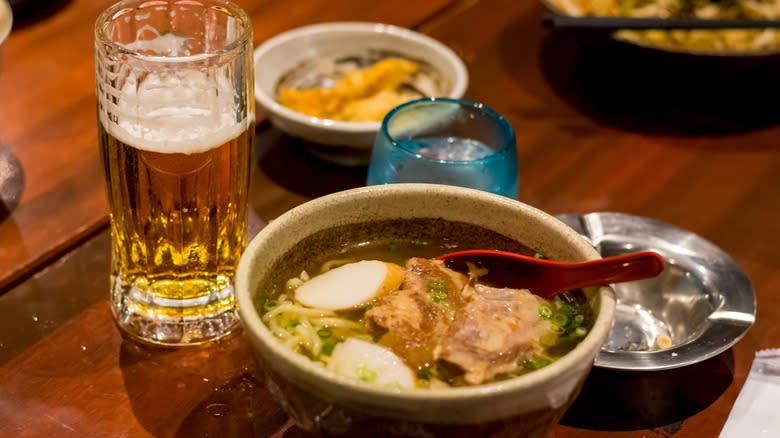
[544,0,780,55]
[253,22,468,163]
[236,184,616,437]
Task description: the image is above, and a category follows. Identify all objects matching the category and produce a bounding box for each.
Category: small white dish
[253,22,469,163]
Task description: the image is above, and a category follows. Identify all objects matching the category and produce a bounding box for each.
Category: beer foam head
[99,35,250,155]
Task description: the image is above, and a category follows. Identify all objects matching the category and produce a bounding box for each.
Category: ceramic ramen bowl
[235,184,616,437]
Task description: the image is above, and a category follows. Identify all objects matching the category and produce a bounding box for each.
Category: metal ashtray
[556,212,756,371]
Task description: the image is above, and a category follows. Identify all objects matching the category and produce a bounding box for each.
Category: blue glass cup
[366,98,519,199]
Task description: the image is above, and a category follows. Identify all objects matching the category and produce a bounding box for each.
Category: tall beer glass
[95,0,254,345]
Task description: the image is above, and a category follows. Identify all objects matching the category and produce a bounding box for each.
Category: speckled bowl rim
[253,22,469,134]
[236,184,615,418]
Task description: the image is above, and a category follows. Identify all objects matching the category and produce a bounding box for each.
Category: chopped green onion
[558,304,575,318]
[552,313,569,327]
[317,328,332,339]
[357,364,377,382]
[540,332,558,346]
[321,342,335,355]
[574,314,584,323]
[573,327,588,337]
[354,334,374,343]
[366,301,377,310]
[411,239,425,246]
[423,366,439,379]
[538,305,553,319]
[417,378,431,388]
[429,290,448,304]
[286,321,300,333]
[384,381,402,391]
[427,280,449,303]
[534,356,551,369]
[533,253,546,259]
[427,280,449,292]
[523,355,552,370]
[263,299,279,312]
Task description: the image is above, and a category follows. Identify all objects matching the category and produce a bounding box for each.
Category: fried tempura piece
[278,58,419,122]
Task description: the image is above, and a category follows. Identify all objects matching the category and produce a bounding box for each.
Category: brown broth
[254,218,536,306]
[254,217,593,386]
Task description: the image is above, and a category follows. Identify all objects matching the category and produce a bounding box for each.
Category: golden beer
[99,122,252,311]
[95,0,254,345]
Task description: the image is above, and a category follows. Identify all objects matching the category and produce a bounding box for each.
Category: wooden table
[1,0,778,436]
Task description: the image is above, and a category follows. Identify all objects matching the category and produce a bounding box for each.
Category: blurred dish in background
[544,0,780,55]
[613,27,779,55]
[0,0,11,48]
[253,22,468,166]
[553,0,779,18]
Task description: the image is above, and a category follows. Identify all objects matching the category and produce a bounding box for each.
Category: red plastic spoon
[437,250,665,299]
